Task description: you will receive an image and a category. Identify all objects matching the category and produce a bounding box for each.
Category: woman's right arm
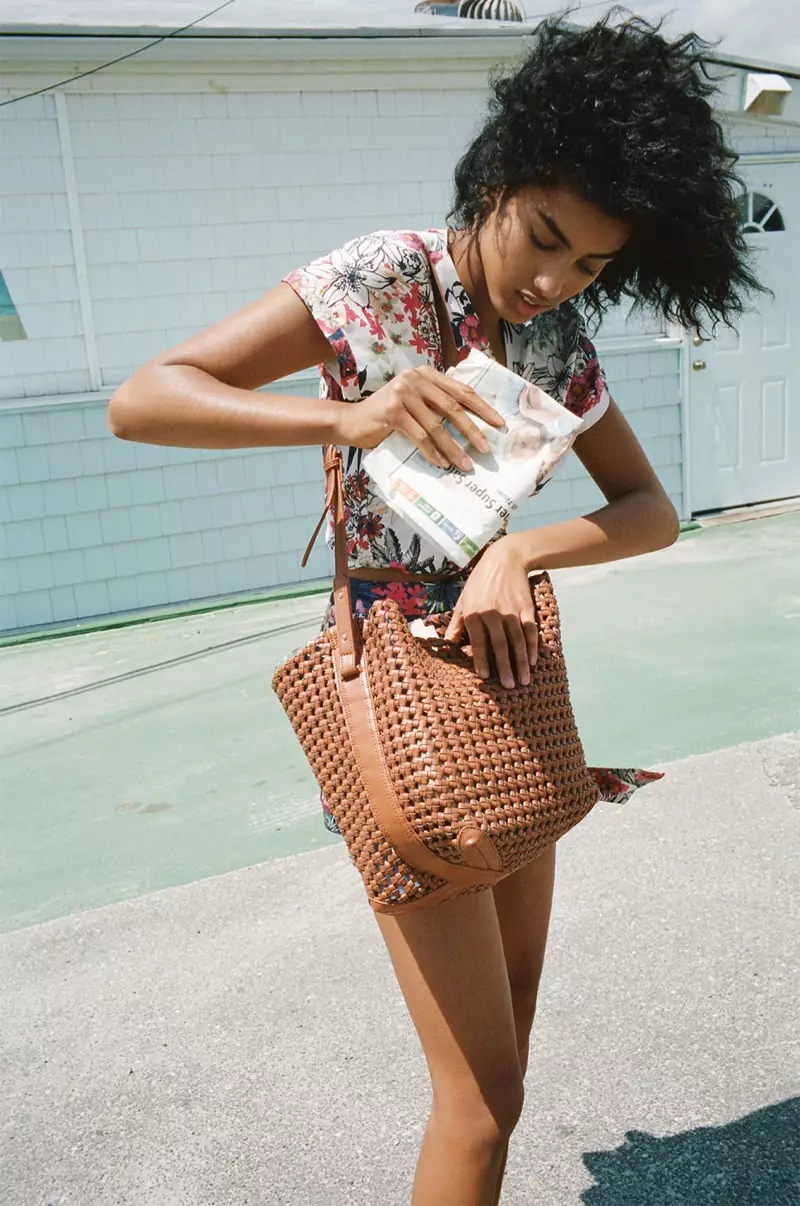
[108,283,353,450]
[108,283,502,467]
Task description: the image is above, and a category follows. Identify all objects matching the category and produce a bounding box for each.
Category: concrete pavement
[1,732,798,1204]
[1,510,799,1203]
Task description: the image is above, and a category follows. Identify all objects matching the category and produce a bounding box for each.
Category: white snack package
[363,349,582,567]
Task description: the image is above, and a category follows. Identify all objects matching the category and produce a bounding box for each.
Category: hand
[444,538,538,689]
[334,366,504,471]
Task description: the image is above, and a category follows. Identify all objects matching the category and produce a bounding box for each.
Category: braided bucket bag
[272,445,599,914]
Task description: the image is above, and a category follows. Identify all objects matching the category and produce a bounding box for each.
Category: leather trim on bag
[457,827,503,872]
[333,635,502,890]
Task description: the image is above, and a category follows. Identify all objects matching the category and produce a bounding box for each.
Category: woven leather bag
[272,444,600,914]
[272,267,599,913]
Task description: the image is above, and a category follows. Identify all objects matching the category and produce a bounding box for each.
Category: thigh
[374,887,523,1113]
[492,843,557,1008]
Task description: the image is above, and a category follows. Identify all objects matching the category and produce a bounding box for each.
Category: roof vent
[742,72,792,118]
[415,0,524,17]
[458,0,524,19]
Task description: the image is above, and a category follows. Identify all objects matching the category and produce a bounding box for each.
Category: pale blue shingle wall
[0,378,332,633]
[8,82,781,633]
[0,346,682,635]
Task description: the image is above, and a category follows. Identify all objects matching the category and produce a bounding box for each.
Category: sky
[594,0,800,67]
[1,0,798,70]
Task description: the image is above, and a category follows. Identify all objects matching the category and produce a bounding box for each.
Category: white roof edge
[0,23,527,39]
[707,51,800,82]
[0,27,796,77]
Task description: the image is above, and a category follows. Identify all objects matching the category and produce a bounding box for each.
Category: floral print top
[283,229,663,832]
[284,228,609,589]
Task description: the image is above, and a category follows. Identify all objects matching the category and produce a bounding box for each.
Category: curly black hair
[449,9,767,333]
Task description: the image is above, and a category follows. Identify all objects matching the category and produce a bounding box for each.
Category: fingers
[465,614,492,683]
[506,618,532,688]
[482,615,515,690]
[465,606,538,689]
[419,371,501,448]
[444,599,465,643]
[386,367,503,471]
[382,370,463,469]
[418,385,491,461]
[465,612,515,690]
[408,395,474,471]
[520,599,539,668]
[431,369,505,429]
[393,411,451,469]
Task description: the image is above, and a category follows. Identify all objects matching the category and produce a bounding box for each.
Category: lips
[517,290,547,317]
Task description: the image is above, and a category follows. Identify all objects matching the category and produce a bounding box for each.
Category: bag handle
[326,449,361,679]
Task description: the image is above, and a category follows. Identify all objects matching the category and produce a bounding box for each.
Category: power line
[0,0,239,108]
[0,0,715,113]
[0,615,315,717]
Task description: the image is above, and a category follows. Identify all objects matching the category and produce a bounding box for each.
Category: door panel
[761,380,787,463]
[716,383,742,470]
[689,162,799,513]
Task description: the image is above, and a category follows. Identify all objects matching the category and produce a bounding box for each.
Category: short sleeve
[283,248,364,400]
[283,231,439,402]
[564,321,610,433]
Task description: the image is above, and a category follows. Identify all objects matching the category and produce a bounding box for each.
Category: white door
[689,161,800,513]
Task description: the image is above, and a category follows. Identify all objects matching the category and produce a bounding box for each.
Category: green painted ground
[1,511,798,933]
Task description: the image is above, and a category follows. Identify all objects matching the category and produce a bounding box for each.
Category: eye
[579,262,603,278]
[530,230,558,252]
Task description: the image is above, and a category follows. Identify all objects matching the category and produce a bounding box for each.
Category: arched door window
[736,191,785,233]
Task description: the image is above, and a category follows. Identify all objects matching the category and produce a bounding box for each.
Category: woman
[109,13,761,1204]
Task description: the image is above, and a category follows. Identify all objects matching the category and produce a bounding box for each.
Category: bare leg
[375,886,524,1206]
[490,844,558,1204]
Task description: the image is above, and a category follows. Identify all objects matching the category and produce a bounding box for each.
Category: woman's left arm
[445,399,680,687]
[508,397,679,570]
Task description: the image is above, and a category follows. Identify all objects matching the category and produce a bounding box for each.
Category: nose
[532,270,567,303]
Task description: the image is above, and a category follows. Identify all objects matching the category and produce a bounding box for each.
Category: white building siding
[0,94,93,399]
[2,66,792,635]
[0,346,681,634]
[724,117,800,156]
[0,380,332,634]
[41,87,486,389]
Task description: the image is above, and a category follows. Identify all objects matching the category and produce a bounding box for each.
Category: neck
[447,227,505,364]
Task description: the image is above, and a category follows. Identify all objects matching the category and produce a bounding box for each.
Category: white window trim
[1,334,682,414]
[679,330,693,521]
[738,152,800,164]
[54,91,101,391]
[0,372,322,413]
[0,390,113,414]
[595,334,681,354]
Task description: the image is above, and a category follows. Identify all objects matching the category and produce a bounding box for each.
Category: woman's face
[475,184,630,325]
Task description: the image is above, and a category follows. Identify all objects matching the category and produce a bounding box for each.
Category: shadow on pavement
[581,1097,800,1205]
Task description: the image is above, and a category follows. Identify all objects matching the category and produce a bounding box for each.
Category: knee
[434,1069,525,1148]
